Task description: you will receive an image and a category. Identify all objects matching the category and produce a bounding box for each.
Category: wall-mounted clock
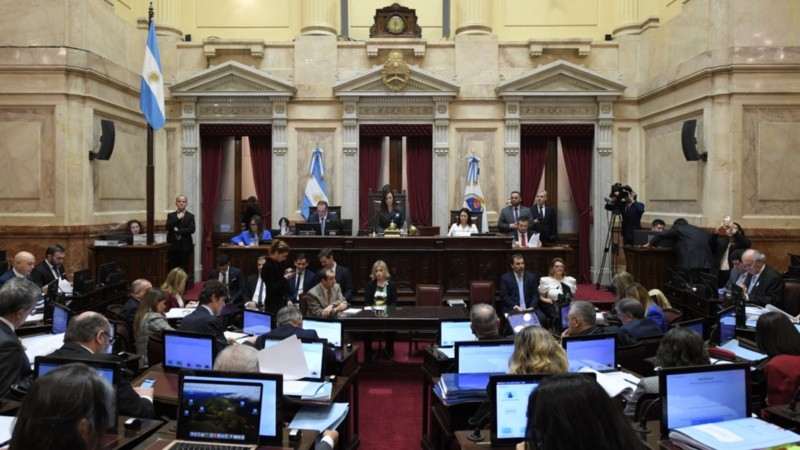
[369,3,421,38]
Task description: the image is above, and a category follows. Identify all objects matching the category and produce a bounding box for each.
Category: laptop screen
[507,312,541,334]
[659,363,751,437]
[262,337,326,380]
[52,303,70,334]
[105,322,116,355]
[489,374,547,445]
[676,318,705,339]
[303,318,343,348]
[163,331,214,371]
[560,304,571,331]
[439,319,475,347]
[562,334,617,372]
[455,341,514,374]
[177,378,263,445]
[718,306,736,343]
[243,310,272,336]
[182,371,282,445]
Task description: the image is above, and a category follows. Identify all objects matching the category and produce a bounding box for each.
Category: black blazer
[179,306,229,356]
[252,326,336,376]
[377,207,405,232]
[166,210,196,252]
[48,342,154,418]
[650,223,714,270]
[710,231,751,274]
[746,266,786,310]
[364,279,397,306]
[499,271,539,315]
[308,211,339,223]
[120,296,140,324]
[619,318,663,345]
[334,265,354,301]
[0,321,32,397]
[260,258,291,315]
[209,266,246,305]
[531,204,557,244]
[30,261,64,288]
[287,270,316,303]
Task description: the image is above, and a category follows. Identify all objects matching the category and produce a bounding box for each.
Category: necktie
[539,206,544,218]
[517,275,526,309]
[51,265,60,280]
[514,207,519,222]
[743,273,753,292]
[521,233,527,247]
[748,274,758,294]
[295,273,301,291]
[223,271,228,287]
[257,281,264,308]
[321,218,326,235]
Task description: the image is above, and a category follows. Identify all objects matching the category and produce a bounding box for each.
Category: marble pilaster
[301,0,337,36]
[455,0,492,35]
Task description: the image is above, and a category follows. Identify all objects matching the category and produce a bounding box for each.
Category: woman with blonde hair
[508,326,568,375]
[625,282,667,332]
[133,287,173,367]
[611,271,635,300]
[538,258,577,318]
[162,267,188,311]
[648,288,672,310]
[363,260,397,359]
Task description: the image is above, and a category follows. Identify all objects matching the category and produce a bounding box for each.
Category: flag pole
[146,3,155,246]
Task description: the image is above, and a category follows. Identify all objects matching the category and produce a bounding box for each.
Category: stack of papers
[578,367,639,399]
[669,417,800,450]
[257,335,309,380]
[341,308,362,316]
[289,403,349,433]
[21,333,65,363]
[165,308,195,319]
[284,380,333,399]
[433,373,490,405]
[223,331,250,344]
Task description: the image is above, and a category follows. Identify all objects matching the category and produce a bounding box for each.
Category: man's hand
[561,328,571,338]
[134,386,154,399]
[514,305,524,313]
[322,305,333,318]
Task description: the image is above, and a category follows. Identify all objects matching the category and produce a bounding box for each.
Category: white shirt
[515,232,541,248]
[447,223,478,237]
[252,277,266,304]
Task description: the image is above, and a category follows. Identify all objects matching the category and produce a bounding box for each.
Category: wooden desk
[140,420,320,450]
[623,246,673,292]
[421,346,455,444]
[763,405,800,432]
[454,423,665,450]
[340,306,469,333]
[90,244,170,289]
[100,416,165,450]
[62,281,127,314]
[662,284,726,321]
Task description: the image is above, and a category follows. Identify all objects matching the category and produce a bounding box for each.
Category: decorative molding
[365,38,427,58]
[203,38,267,58]
[612,16,660,38]
[528,38,593,58]
[519,102,597,119]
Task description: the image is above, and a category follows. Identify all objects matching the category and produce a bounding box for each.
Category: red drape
[201,136,224,277]
[520,136,550,205]
[359,136,383,230]
[405,136,432,226]
[561,135,594,283]
[249,135,272,226]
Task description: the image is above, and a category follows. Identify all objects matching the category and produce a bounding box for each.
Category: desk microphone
[467,399,491,442]
[781,384,800,416]
[634,397,661,433]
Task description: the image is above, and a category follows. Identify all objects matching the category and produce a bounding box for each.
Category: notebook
[303,318,343,348]
[675,318,705,340]
[162,330,215,372]
[506,311,541,334]
[659,362,751,438]
[561,333,617,373]
[165,377,264,450]
[455,341,514,374]
[242,310,272,336]
[181,370,283,446]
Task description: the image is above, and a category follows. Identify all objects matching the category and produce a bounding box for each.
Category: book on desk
[669,417,800,450]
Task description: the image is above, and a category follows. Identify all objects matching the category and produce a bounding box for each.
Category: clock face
[386,15,406,35]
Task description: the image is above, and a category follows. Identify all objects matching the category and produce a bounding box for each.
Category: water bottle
[401,221,408,236]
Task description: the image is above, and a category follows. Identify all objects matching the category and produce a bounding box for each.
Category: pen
[624,379,638,386]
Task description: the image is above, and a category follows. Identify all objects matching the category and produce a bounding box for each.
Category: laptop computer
[51,302,71,334]
[162,330,215,372]
[455,340,515,374]
[558,303,571,332]
[21,302,72,363]
[506,311,541,334]
[437,319,476,359]
[718,306,736,343]
[561,333,617,373]
[659,362,751,438]
[262,336,327,380]
[303,318,343,348]
[675,318,706,340]
[242,310,272,336]
[633,229,674,247]
[164,376,264,450]
[181,370,283,446]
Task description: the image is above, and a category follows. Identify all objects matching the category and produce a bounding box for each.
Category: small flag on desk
[139,19,165,130]
[301,147,329,220]
[463,155,489,232]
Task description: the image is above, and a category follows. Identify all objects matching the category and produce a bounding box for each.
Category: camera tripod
[595,209,622,290]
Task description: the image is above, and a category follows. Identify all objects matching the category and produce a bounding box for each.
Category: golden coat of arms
[381,50,409,92]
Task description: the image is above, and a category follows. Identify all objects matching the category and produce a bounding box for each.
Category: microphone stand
[781,384,800,416]
[634,397,661,433]
[467,399,492,442]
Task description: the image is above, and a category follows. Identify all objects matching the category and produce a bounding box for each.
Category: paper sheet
[165,308,195,319]
[258,335,309,380]
[289,403,349,432]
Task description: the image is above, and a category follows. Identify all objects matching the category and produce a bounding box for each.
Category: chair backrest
[146,336,164,367]
[308,205,342,218]
[416,284,443,307]
[783,278,800,316]
[367,189,409,230]
[448,210,484,233]
[299,294,309,317]
[105,304,124,322]
[662,308,683,327]
[110,320,135,354]
[617,342,649,376]
[469,281,495,306]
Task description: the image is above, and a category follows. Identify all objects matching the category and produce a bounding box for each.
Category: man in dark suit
[470,304,507,340]
[647,218,714,273]
[48,311,154,418]
[498,191,532,236]
[287,253,315,305]
[209,253,246,305]
[615,298,663,345]
[739,249,786,310]
[499,254,546,323]
[166,194,196,272]
[30,244,66,289]
[179,280,230,356]
[605,184,644,245]
[513,217,541,248]
[119,279,152,324]
[317,248,353,302]
[561,300,621,338]
[0,278,38,396]
[308,200,339,236]
[246,255,268,309]
[531,190,557,244]
[0,251,36,288]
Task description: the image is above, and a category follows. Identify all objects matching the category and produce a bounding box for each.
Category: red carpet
[576,282,617,307]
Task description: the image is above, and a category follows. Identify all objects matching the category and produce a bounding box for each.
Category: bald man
[0,252,35,288]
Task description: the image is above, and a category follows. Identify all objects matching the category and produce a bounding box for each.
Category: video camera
[605,182,633,212]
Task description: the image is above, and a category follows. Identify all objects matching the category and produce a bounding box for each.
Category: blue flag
[301,147,329,219]
[464,155,489,232]
[139,20,165,130]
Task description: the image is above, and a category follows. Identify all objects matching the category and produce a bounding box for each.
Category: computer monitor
[659,362,751,438]
[718,306,736,343]
[506,311,541,334]
[295,222,321,236]
[98,261,119,285]
[323,219,353,236]
[302,318,343,348]
[559,303,571,331]
[242,310,272,336]
[51,302,71,335]
[72,268,94,295]
[561,333,617,372]
[675,318,706,340]
[162,330,215,372]
[455,341,515,374]
[438,319,475,348]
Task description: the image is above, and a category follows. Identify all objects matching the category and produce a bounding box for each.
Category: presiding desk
[340,306,468,333]
[140,420,320,450]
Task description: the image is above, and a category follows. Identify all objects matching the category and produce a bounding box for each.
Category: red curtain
[520,136,550,205]
[249,136,272,226]
[561,135,594,283]
[201,136,224,277]
[405,136,432,226]
[359,136,383,230]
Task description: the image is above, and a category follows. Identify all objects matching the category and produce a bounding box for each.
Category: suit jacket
[166,210,196,252]
[120,296,140,324]
[498,205,532,235]
[209,266,246,305]
[710,231,751,275]
[377,207,405,233]
[333,265,353,301]
[607,201,645,245]
[179,306,229,356]
[308,211,339,223]
[0,321,32,397]
[48,342,154,418]
[619,318,663,345]
[499,270,539,315]
[0,270,31,288]
[287,270,316,303]
[306,283,347,318]
[252,326,336,376]
[746,265,786,310]
[650,223,714,270]
[531,204,557,244]
[30,260,64,288]
[260,258,291,315]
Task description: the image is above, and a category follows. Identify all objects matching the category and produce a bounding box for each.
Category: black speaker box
[681,119,706,161]
[89,119,115,161]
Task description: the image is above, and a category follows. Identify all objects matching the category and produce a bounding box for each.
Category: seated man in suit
[739,249,786,310]
[245,255,268,310]
[318,248,353,302]
[30,244,67,289]
[48,311,154,418]
[287,253,315,305]
[209,253,246,305]
[561,300,620,337]
[531,190,557,244]
[308,200,339,236]
[470,304,507,340]
[499,254,546,324]
[0,251,36,288]
[722,249,748,294]
[180,280,230,356]
[615,298,664,345]
[119,279,152,324]
[513,217,541,248]
[498,191,532,236]
[306,268,348,319]
[247,306,336,375]
[0,278,39,396]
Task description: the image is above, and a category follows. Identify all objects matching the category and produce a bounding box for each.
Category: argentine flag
[139,20,165,130]
[301,147,329,219]
[464,155,489,232]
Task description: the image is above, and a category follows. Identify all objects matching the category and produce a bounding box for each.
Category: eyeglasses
[102,331,116,344]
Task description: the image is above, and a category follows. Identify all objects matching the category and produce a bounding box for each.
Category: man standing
[513,217,540,248]
[166,194,196,272]
[308,200,338,236]
[498,191,532,236]
[646,218,714,275]
[180,280,230,356]
[209,253,246,305]
[738,249,785,310]
[318,248,353,302]
[120,279,152,324]
[30,244,66,289]
[306,269,348,319]
[0,251,36,287]
[531,190,557,244]
[0,278,38,396]
[287,253,315,305]
[499,254,545,323]
[605,185,644,245]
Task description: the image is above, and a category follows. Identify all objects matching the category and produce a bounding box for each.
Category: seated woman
[623,327,710,418]
[508,326,568,374]
[520,373,646,450]
[11,363,114,450]
[376,189,405,233]
[625,283,667,332]
[538,258,577,319]
[755,312,800,407]
[133,287,174,368]
[363,260,397,360]
[125,219,142,236]
[231,214,272,246]
[647,288,672,310]
[162,267,188,311]
[447,207,478,237]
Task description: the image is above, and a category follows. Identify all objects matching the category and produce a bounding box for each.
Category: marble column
[591,100,615,285]
[153,0,182,37]
[455,0,492,35]
[301,0,337,36]
[341,97,360,229]
[503,98,521,199]
[180,99,202,281]
[271,98,289,227]
[432,97,451,230]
